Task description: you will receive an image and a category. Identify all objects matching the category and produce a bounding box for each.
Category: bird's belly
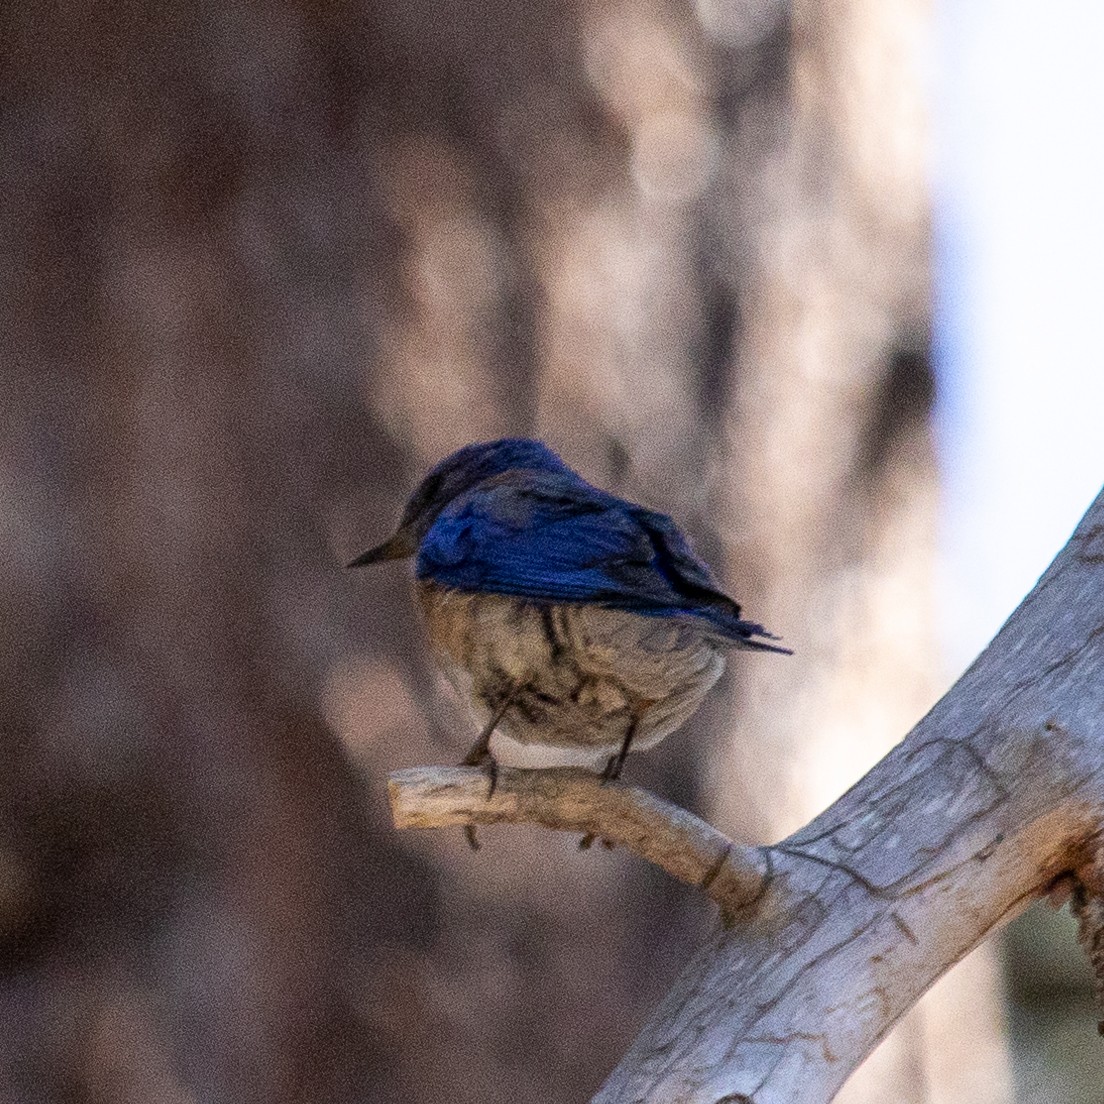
[417,583,724,768]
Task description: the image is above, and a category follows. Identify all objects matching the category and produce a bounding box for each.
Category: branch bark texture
[591,488,1104,1103]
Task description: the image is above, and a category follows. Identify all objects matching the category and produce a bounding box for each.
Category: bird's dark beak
[346,528,417,568]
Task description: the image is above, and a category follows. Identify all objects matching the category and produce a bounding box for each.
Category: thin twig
[388,765,768,915]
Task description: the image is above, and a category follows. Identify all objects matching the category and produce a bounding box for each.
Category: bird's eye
[402,471,447,525]
[419,472,445,503]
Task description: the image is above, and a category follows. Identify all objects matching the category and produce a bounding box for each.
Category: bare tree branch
[389,486,1104,1103]
[388,766,768,916]
[589,486,1104,1103]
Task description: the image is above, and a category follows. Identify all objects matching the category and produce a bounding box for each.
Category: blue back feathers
[407,439,789,653]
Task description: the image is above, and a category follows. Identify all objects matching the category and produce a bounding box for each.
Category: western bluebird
[350,439,790,796]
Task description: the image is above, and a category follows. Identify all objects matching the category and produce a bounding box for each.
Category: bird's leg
[579,708,648,850]
[578,833,616,851]
[461,681,523,851]
[602,711,643,784]
[461,684,520,787]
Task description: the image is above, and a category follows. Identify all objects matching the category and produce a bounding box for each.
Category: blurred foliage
[1006,905,1104,1104]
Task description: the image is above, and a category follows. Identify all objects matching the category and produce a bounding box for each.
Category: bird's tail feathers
[729,629,793,655]
[704,608,793,654]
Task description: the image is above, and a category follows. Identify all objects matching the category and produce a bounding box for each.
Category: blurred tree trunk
[705,1,1012,1100]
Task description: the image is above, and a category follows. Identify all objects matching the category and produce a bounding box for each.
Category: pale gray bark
[592,490,1104,1103]
[392,486,1104,1102]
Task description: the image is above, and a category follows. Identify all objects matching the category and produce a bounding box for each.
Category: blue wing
[415,470,790,652]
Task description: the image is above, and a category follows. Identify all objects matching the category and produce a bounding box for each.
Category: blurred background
[0,1,1101,1102]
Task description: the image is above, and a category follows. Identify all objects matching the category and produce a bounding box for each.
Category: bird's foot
[600,752,624,785]
[578,833,615,851]
[587,749,627,846]
[460,747,499,851]
[461,747,499,799]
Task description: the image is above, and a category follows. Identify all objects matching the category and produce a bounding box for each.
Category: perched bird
[349,438,790,793]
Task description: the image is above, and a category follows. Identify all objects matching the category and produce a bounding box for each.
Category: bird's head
[347,437,568,567]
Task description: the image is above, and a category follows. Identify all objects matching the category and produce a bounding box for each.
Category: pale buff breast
[416,582,725,768]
